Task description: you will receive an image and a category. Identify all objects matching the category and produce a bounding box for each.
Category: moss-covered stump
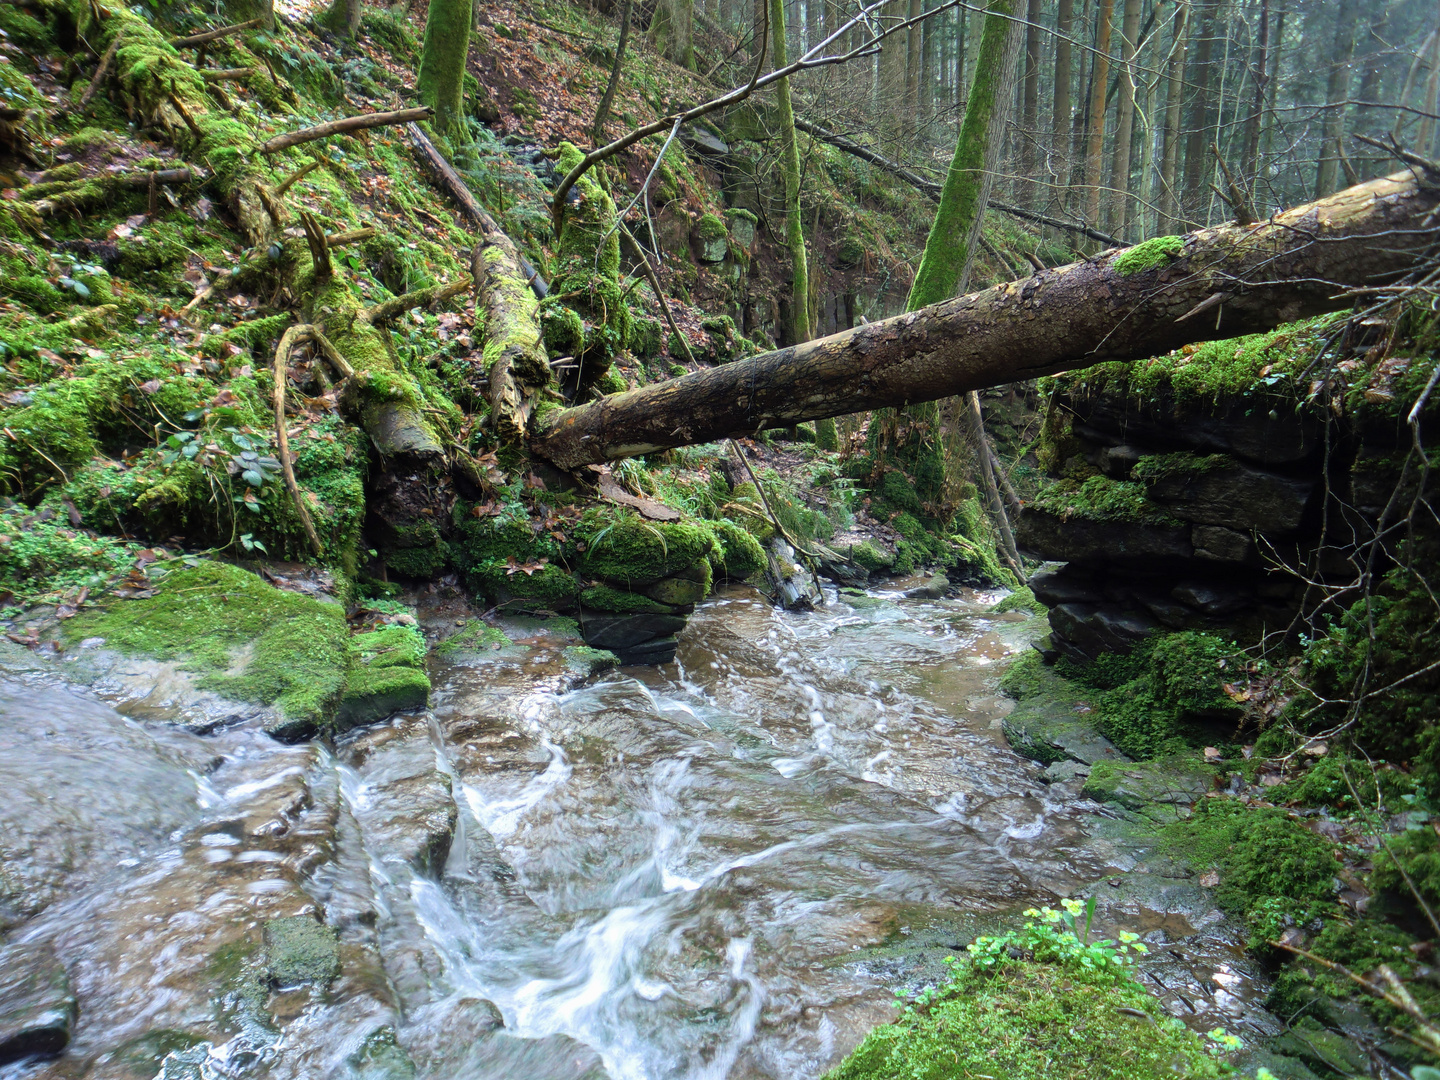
[63,561,350,741]
[824,959,1223,1080]
[336,622,430,730]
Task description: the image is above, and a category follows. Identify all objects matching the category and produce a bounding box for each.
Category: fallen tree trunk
[533,169,1440,468]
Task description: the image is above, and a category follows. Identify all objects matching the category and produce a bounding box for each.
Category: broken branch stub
[258,107,433,155]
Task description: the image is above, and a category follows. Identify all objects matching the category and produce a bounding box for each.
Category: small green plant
[963,897,1150,979]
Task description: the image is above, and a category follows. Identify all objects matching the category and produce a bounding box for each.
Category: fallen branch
[201,67,255,82]
[533,169,1440,467]
[272,158,322,199]
[361,276,472,324]
[325,226,373,248]
[1353,132,1440,181]
[169,17,264,49]
[617,220,694,365]
[271,325,326,558]
[259,107,433,155]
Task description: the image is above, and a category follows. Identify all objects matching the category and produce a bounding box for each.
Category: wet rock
[342,718,459,877]
[838,587,885,609]
[614,635,678,665]
[561,645,619,679]
[1191,524,1258,564]
[263,916,340,989]
[817,551,870,588]
[346,1025,417,1079]
[1231,1048,1323,1080]
[1097,444,1143,478]
[1271,1017,1371,1077]
[1143,461,1315,533]
[1171,580,1251,617]
[643,574,708,607]
[1028,568,1104,606]
[577,610,687,651]
[1047,602,1160,660]
[1016,509,1193,565]
[0,942,76,1063]
[101,1029,208,1078]
[1043,759,1091,784]
[1080,759,1215,815]
[903,574,950,600]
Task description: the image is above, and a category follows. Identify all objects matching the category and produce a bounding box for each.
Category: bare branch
[259,107,433,155]
[169,17,264,48]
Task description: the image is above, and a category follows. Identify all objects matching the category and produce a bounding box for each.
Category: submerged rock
[262,916,340,989]
[0,942,76,1064]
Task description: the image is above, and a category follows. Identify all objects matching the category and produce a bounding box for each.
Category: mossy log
[533,169,1440,468]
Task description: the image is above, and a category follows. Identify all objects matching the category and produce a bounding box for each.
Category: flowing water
[0,583,1275,1080]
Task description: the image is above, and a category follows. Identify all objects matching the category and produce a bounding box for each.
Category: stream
[0,582,1277,1079]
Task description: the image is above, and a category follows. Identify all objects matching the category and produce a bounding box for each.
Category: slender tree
[592,0,634,145]
[1314,0,1360,197]
[1238,0,1269,195]
[1157,1,1188,233]
[1181,0,1219,220]
[771,0,810,347]
[1051,0,1073,212]
[1105,0,1142,236]
[1082,0,1115,228]
[1019,0,1042,208]
[651,0,696,70]
[416,0,472,135]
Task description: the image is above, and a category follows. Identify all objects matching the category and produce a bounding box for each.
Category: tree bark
[1018,0,1041,208]
[1050,0,1072,215]
[1181,0,1218,224]
[416,0,472,134]
[1082,0,1114,230]
[771,0,810,346]
[532,169,1440,468]
[592,0,633,144]
[1105,0,1142,237]
[1238,0,1269,197]
[1314,0,1360,199]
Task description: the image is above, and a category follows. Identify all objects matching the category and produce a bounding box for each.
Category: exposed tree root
[272,325,326,558]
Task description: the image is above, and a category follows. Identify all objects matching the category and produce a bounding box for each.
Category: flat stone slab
[0,942,76,1064]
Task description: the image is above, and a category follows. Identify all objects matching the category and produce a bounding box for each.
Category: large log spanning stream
[533,169,1440,468]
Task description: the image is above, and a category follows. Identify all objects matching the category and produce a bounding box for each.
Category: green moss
[562,644,618,677]
[1031,476,1178,525]
[576,511,719,587]
[63,561,349,735]
[435,619,511,655]
[1272,753,1416,815]
[710,519,766,580]
[823,959,1221,1080]
[1371,827,1440,910]
[847,540,893,574]
[579,583,675,613]
[990,586,1046,616]
[695,213,727,240]
[1130,452,1230,486]
[1161,798,1341,919]
[1113,235,1185,276]
[469,559,577,610]
[263,916,339,988]
[0,503,141,600]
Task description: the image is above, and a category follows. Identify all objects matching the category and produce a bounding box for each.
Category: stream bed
[0,583,1278,1079]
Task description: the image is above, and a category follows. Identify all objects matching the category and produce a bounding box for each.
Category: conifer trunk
[1156,1,1186,233]
[1082,0,1113,230]
[1105,0,1142,237]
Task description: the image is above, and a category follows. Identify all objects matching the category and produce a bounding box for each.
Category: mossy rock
[562,645,619,679]
[990,586,1046,616]
[63,561,349,740]
[710,520,765,580]
[337,623,430,730]
[578,583,677,615]
[1080,757,1215,817]
[823,959,1223,1080]
[577,513,719,588]
[262,916,339,989]
[469,559,578,612]
[434,619,512,656]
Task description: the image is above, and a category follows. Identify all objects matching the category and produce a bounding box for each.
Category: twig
[1175,291,1228,323]
[618,220,693,363]
[361,277,471,324]
[259,107,433,155]
[1210,142,1255,225]
[166,92,205,141]
[1353,133,1440,179]
[299,211,331,281]
[201,67,255,81]
[325,226,373,248]
[169,17,264,48]
[727,438,825,599]
[76,34,120,111]
[271,325,325,559]
[272,158,321,198]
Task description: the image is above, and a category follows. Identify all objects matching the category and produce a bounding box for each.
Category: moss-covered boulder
[337,623,430,730]
[63,561,350,741]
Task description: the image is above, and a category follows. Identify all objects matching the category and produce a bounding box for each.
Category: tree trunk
[1018,0,1041,209]
[1238,0,1269,196]
[532,169,1438,467]
[1051,0,1072,215]
[908,0,1023,308]
[904,0,922,137]
[416,0,472,134]
[1082,0,1113,230]
[1314,0,1359,198]
[1105,0,1142,237]
[1181,0,1218,223]
[651,0,696,69]
[316,0,360,37]
[592,0,633,144]
[771,0,809,346]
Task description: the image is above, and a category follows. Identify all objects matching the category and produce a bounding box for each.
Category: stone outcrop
[1017,347,1427,663]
